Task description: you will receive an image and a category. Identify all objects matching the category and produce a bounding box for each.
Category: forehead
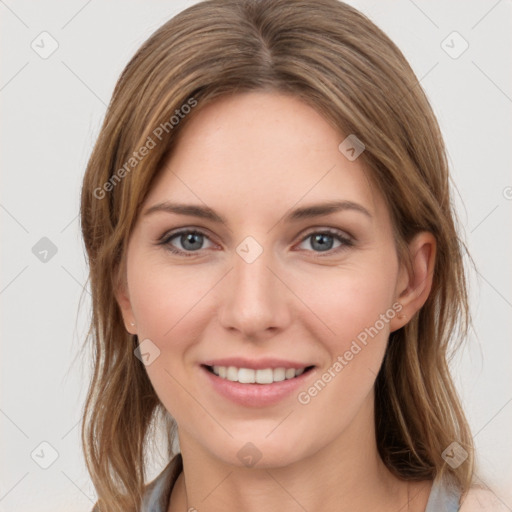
[144,92,386,225]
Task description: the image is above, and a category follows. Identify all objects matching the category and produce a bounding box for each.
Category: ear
[389,231,436,332]
[114,263,137,335]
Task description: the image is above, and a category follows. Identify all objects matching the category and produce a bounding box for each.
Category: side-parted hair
[80,1,474,510]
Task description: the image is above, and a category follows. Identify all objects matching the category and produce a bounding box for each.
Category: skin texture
[116,92,437,512]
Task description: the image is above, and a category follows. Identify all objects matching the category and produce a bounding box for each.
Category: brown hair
[79,0,474,510]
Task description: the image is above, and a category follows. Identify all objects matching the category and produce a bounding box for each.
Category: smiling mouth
[202,364,315,384]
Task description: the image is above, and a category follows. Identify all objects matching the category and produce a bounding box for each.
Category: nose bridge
[234,245,275,299]
[218,237,289,336]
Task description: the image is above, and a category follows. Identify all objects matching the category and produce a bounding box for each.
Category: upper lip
[201,357,315,370]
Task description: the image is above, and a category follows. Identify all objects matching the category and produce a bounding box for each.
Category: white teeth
[209,365,309,383]
[273,367,286,382]
[285,368,296,379]
[238,368,255,383]
[255,368,273,384]
[226,366,238,381]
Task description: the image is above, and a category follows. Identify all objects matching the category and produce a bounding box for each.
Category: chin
[219,431,313,470]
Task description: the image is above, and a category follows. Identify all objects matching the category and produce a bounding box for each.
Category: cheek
[126,260,217,412]
[292,258,398,348]
[129,260,211,342]
[291,259,398,421]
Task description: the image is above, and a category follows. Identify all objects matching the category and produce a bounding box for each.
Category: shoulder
[459,487,510,512]
[89,454,183,512]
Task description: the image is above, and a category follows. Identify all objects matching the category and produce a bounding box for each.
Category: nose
[217,245,292,340]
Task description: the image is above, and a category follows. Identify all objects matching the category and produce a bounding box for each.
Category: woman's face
[118,91,410,468]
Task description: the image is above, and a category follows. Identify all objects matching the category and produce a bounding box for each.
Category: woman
[80,1,504,510]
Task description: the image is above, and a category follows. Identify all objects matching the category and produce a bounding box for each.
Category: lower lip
[200,365,316,407]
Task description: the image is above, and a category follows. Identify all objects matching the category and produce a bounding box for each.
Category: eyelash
[157,227,354,258]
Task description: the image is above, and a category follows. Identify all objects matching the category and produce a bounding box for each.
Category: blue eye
[158,228,353,257]
[298,229,353,255]
[159,229,214,257]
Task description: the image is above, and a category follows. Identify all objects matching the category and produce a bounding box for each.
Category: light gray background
[1,1,511,510]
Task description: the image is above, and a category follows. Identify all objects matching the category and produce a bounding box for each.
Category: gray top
[93,454,462,512]
[424,470,462,512]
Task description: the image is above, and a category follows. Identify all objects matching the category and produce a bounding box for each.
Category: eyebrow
[142,200,372,224]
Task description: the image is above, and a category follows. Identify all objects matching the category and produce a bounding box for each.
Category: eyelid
[299,226,354,242]
[157,227,218,252]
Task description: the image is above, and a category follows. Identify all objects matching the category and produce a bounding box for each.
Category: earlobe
[390,232,436,332]
[114,268,137,335]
